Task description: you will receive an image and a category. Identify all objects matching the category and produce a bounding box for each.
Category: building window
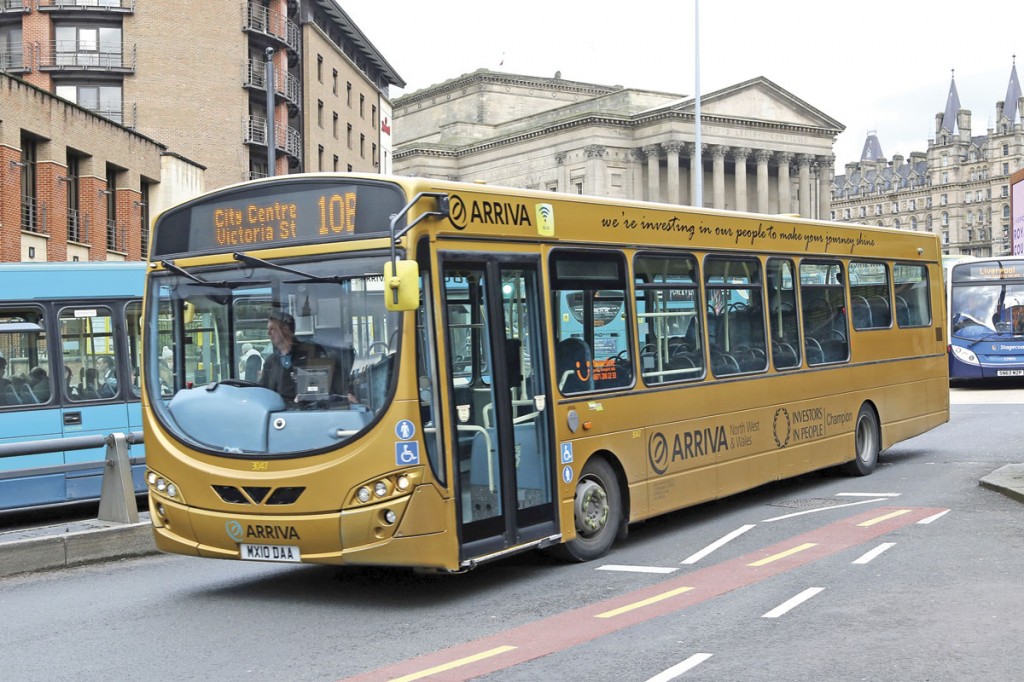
[359,94,365,118]
[346,82,352,106]
[942,171,949,184]
[909,199,916,210]
[1003,162,1010,175]
[0,25,24,69]
[1003,185,1009,198]
[332,69,338,95]
[843,208,851,220]
[332,112,338,139]
[333,155,339,172]
[1003,143,1010,156]
[940,194,947,206]
[55,83,123,124]
[317,100,323,127]
[372,105,377,128]
[941,212,949,227]
[1005,204,1012,219]
[858,206,866,218]
[359,133,365,158]
[54,25,122,68]
[372,142,377,166]
[317,145,324,171]
[875,204,882,216]
[891,202,898,214]
[347,123,352,149]
[942,231,949,245]
[316,55,323,82]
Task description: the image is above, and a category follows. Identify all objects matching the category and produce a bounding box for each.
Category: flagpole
[693,0,703,208]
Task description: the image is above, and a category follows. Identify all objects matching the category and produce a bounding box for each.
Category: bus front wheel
[843,404,879,476]
[561,457,622,562]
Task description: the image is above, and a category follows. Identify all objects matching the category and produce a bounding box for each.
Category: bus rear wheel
[560,457,622,562]
[843,404,879,476]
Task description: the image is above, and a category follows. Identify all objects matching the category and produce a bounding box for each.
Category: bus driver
[261,310,329,403]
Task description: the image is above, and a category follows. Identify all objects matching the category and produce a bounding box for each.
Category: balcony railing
[243,116,303,163]
[67,208,89,244]
[21,196,47,235]
[0,0,29,13]
[244,2,299,52]
[0,47,28,73]
[106,218,125,253]
[37,0,135,11]
[39,41,136,72]
[244,58,301,107]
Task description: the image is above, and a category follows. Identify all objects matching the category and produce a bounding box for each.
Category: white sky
[341,0,1021,170]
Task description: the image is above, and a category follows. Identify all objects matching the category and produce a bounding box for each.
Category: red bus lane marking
[338,506,948,682]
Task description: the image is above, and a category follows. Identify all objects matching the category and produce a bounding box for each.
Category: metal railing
[0,0,29,12]
[244,2,299,52]
[0,431,144,524]
[67,207,88,244]
[244,58,301,107]
[106,217,125,253]
[39,40,136,71]
[0,47,28,71]
[21,195,47,234]
[37,0,135,10]
[243,116,303,163]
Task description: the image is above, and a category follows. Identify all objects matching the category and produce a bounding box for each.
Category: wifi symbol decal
[535,203,555,237]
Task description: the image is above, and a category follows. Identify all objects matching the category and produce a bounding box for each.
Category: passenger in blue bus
[261,310,330,403]
[28,367,51,403]
[96,356,118,398]
[0,356,14,404]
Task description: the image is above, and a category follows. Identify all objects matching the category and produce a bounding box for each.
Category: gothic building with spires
[831,61,1024,257]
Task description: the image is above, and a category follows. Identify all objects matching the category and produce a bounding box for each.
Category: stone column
[711,145,727,210]
[687,142,704,207]
[585,144,606,197]
[755,149,771,214]
[776,152,793,214]
[797,154,812,217]
[555,152,568,193]
[818,155,834,219]
[644,144,661,203]
[732,147,750,212]
[630,148,646,201]
[663,140,683,205]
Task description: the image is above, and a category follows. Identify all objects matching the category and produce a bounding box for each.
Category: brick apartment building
[0,0,402,262]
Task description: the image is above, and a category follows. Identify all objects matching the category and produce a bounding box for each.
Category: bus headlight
[951,345,980,365]
[357,486,372,503]
[374,481,389,498]
[146,469,183,502]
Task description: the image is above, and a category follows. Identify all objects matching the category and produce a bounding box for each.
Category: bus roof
[0,261,146,301]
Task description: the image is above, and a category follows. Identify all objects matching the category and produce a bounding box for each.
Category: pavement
[1,468,1022,580]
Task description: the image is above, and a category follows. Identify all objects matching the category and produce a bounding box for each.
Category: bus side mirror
[384,260,420,311]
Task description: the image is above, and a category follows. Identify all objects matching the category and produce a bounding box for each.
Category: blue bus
[0,262,147,511]
[947,256,1024,381]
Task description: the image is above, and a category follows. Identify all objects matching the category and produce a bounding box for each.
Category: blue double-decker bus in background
[0,262,147,511]
[947,256,1024,382]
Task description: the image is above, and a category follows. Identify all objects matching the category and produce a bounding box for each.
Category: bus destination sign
[953,261,1024,282]
[152,179,405,257]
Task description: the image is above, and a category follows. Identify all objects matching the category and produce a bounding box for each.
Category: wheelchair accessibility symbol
[396,441,420,466]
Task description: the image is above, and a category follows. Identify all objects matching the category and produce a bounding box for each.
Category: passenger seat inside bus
[556,337,594,393]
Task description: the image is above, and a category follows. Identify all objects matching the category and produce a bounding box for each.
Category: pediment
[685,77,843,132]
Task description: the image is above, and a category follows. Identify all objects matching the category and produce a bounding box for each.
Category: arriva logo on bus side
[447,194,533,231]
[648,427,728,476]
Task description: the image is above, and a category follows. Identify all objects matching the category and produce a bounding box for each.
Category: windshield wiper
[160,260,268,289]
[233,252,352,285]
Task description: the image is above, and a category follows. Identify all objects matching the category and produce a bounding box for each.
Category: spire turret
[940,68,961,133]
[1003,55,1021,124]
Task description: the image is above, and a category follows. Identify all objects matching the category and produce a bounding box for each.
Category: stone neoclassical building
[392,69,843,219]
[831,62,1023,257]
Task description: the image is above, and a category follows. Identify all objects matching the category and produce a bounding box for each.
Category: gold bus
[142,174,949,570]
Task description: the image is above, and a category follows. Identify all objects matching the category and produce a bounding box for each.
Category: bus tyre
[843,404,879,476]
[562,458,622,562]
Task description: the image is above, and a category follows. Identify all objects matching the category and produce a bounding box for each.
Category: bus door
[57,303,132,501]
[0,305,63,508]
[440,258,557,563]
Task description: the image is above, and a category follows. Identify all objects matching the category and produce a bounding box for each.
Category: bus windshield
[146,254,400,457]
[950,282,1024,339]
